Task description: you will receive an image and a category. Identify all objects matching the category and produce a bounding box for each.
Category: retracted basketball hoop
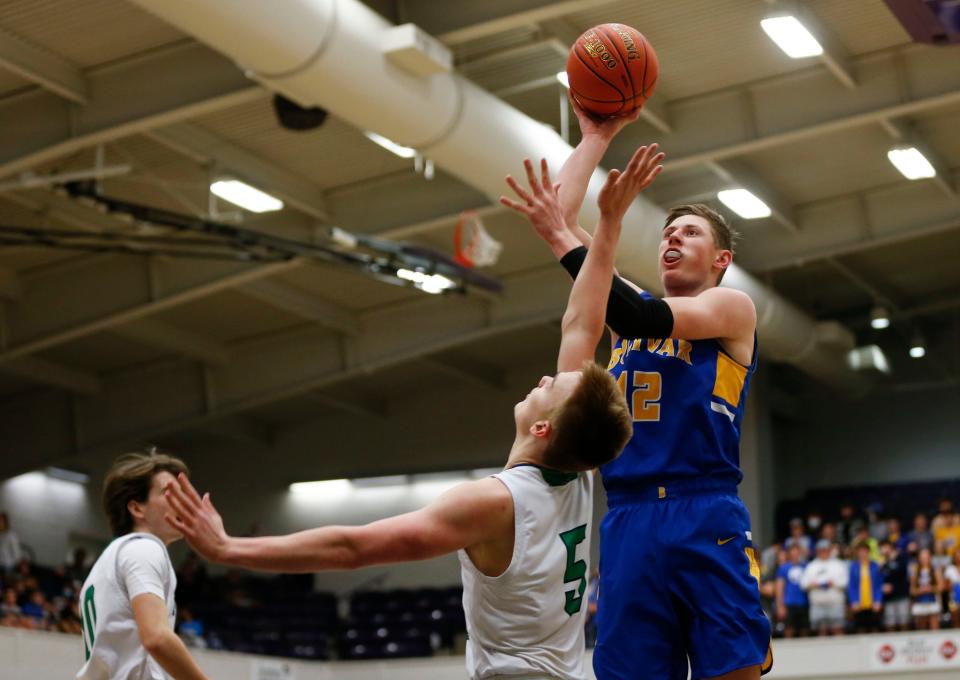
[454,211,503,269]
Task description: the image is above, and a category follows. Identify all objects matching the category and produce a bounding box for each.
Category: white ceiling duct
[128,0,866,394]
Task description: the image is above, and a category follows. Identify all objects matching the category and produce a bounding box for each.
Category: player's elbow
[140,627,172,655]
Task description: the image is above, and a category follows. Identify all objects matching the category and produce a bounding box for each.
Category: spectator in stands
[776,543,808,638]
[848,542,883,633]
[885,518,906,554]
[818,523,839,557]
[906,512,935,557]
[0,587,25,628]
[849,526,880,562]
[20,590,51,630]
[57,592,83,635]
[880,540,911,632]
[836,503,863,547]
[943,550,960,630]
[176,551,208,605]
[802,539,848,637]
[0,512,22,573]
[785,518,813,560]
[910,547,944,630]
[932,498,957,532]
[866,505,888,543]
[177,606,207,649]
[63,547,89,587]
[934,508,960,558]
[805,511,823,537]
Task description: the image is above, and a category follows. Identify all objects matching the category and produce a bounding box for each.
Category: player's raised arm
[164,473,512,573]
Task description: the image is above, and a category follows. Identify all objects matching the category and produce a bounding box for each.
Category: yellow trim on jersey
[713,351,748,407]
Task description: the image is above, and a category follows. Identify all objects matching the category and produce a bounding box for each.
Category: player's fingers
[624,146,648,178]
[165,488,193,519]
[499,196,531,215]
[165,480,197,513]
[639,165,664,189]
[164,513,188,533]
[178,472,204,508]
[201,492,216,512]
[505,175,533,204]
[523,158,540,195]
[540,158,553,192]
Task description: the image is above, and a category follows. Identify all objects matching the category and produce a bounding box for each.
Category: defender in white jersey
[165,155,654,679]
[78,452,207,680]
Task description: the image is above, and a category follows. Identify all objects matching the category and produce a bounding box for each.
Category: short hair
[102,451,188,537]
[664,204,739,283]
[541,362,632,472]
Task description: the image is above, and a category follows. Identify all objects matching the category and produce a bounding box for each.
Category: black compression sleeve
[559,246,674,339]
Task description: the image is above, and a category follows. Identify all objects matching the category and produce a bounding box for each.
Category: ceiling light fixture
[289,479,352,496]
[717,189,772,219]
[887,146,937,180]
[761,15,824,58]
[210,180,284,213]
[909,333,926,359]
[870,305,891,330]
[397,268,456,295]
[364,131,417,159]
[556,71,570,89]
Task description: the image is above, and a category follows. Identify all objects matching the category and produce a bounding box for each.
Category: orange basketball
[566,23,659,118]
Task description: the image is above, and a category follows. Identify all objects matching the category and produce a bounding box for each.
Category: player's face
[658,215,727,292]
[515,371,582,425]
[136,471,183,543]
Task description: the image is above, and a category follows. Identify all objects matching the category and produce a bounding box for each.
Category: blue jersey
[602,302,757,492]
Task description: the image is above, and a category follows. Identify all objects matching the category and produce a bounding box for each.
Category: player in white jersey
[78,452,208,680]
[163,152,657,680]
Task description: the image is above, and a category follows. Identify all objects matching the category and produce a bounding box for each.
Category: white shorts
[810,602,845,628]
[883,599,910,627]
[912,601,940,617]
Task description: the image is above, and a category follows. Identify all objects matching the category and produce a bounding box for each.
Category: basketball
[566,23,659,118]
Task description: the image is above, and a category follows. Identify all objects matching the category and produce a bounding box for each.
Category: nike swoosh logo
[717,536,737,545]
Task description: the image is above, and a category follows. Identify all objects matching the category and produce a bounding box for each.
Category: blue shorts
[594,481,772,680]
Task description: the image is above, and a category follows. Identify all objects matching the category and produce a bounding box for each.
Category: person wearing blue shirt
[848,542,883,633]
[775,544,808,638]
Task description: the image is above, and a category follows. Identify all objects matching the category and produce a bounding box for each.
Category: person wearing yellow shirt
[848,542,883,633]
[934,512,960,557]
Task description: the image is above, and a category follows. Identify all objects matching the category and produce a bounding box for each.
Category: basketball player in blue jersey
[515,100,772,680]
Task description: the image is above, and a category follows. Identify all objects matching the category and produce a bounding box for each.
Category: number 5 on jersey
[559,524,588,615]
[80,584,97,660]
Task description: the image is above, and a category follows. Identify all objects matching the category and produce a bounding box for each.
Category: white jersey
[77,533,177,680]
[459,465,594,680]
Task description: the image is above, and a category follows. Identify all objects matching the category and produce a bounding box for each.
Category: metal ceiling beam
[0,256,304,365]
[239,279,360,335]
[0,25,88,103]
[147,123,330,220]
[195,414,273,448]
[423,353,507,390]
[652,45,960,173]
[0,41,262,180]
[400,0,617,45]
[0,265,570,471]
[304,391,389,419]
[112,318,230,366]
[1,356,101,395]
[1,190,132,233]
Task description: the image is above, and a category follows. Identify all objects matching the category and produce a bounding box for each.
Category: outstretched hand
[571,93,643,142]
[500,158,567,243]
[597,143,665,221]
[164,473,230,564]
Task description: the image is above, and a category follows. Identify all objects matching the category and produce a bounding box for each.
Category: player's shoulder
[703,286,756,313]
[115,533,168,568]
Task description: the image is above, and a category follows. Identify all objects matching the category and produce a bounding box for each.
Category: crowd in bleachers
[3,484,959,661]
[759,496,960,638]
